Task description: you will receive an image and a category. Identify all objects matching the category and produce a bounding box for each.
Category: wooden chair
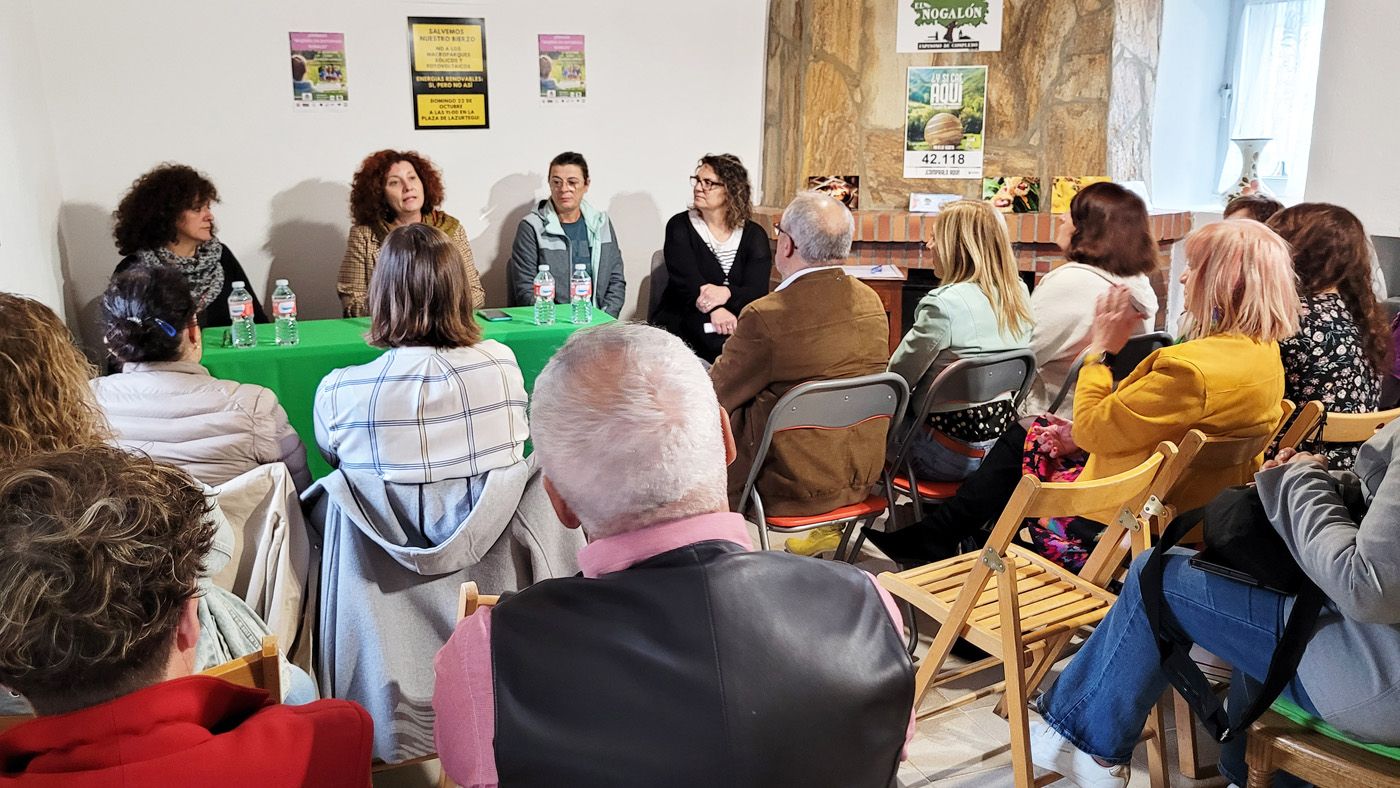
[737,373,909,555]
[1247,706,1400,787]
[419,583,500,788]
[1277,401,1400,453]
[1076,428,1280,780]
[0,636,286,736]
[879,445,1176,787]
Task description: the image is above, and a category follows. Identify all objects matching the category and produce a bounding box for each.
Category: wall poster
[897,0,1004,53]
[407,17,489,129]
[538,34,586,103]
[904,66,987,180]
[289,32,348,110]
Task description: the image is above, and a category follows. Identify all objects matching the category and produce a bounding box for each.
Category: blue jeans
[1039,549,1318,771]
[908,429,996,482]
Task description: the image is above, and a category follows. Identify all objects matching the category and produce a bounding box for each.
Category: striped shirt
[313,342,528,484]
[689,210,743,283]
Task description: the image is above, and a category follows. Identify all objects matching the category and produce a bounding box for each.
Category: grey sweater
[1255,419,1400,744]
[302,456,583,762]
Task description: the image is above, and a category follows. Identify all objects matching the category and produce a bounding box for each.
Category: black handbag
[1139,485,1328,742]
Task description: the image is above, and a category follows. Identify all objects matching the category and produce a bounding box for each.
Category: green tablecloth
[201,306,614,480]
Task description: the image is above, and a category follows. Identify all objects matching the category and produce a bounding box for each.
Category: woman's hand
[1034,414,1080,458]
[709,307,738,335]
[696,284,732,313]
[1260,447,1329,471]
[1089,285,1142,355]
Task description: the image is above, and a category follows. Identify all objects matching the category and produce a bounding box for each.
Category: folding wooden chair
[1045,331,1174,415]
[1247,703,1400,787]
[879,445,1175,787]
[737,373,909,555]
[886,349,1037,525]
[1277,401,1400,453]
[1076,428,1281,780]
[427,582,502,788]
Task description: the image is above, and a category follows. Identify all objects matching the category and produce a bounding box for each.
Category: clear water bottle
[228,281,257,348]
[533,264,556,326]
[271,279,299,346]
[570,263,593,325]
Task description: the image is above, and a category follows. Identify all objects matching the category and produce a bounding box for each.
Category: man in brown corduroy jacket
[710,192,889,545]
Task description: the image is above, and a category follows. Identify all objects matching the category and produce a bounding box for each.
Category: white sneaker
[1029,721,1129,788]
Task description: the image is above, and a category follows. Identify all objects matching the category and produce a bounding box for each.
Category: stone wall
[762,0,1162,209]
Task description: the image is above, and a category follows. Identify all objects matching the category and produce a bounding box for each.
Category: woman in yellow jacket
[865,218,1301,569]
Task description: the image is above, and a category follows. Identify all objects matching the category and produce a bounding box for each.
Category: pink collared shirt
[432,511,913,788]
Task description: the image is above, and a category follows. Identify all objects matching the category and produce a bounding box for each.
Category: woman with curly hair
[0,293,110,460]
[653,154,772,362]
[112,163,267,328]
[337,149,485,317]
[1267,203,1389,469]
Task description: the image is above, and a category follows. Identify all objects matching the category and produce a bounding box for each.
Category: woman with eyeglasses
[507,151,627,317]
[653,154,773,362]
[91,262,311,492]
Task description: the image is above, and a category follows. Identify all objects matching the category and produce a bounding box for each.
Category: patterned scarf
[134,239,225,311]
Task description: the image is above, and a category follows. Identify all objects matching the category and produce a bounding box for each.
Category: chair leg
[902,600,920,657]
[1173,689,1217,779]
[1245,724,1277,788]
[995,561,1035,788]
[1145,695,1170,788]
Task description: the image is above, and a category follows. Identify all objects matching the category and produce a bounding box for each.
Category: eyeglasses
[690,176,724,192]
[774,222,788,238]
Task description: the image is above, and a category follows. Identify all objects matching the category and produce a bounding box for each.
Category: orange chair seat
[766,494,888,529]
[892,475,961,500]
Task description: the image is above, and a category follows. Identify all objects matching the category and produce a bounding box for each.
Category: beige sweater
[336,211,486,317]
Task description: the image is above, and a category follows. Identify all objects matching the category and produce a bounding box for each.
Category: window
[1217,0,1326,202]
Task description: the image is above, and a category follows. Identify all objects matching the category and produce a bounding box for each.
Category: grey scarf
[135,238,225,311]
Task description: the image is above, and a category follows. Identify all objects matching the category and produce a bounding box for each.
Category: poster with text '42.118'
[905,66,986,180]
[897,0,1003,53]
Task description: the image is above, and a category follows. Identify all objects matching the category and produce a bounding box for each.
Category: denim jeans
[1039,549,1318,770]
[908,429,996,482]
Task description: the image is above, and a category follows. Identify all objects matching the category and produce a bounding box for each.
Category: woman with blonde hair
[866,218,1299,571]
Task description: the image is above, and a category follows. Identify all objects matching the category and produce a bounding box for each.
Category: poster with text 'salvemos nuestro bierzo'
[897,0,1003,52]
[905,66,986,180]
[407,17,489,129]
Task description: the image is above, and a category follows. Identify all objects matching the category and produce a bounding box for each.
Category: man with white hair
[433,323,914,788]
[710,190,890,555]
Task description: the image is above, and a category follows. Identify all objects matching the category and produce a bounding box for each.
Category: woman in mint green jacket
[888,200,1033,482]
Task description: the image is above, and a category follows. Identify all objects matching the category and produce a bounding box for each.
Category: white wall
[0,1,65,315]
[1306,0,1400,237]
[26,0,767,350]
[1149,0,1231,211]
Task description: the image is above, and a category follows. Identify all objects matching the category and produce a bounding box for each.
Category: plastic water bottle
[228,281,257,348]
[570,263,593,324]
[271,279,299,346]
[533,265,556,326]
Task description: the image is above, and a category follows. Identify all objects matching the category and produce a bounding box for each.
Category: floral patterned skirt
[1019,416,1103,572]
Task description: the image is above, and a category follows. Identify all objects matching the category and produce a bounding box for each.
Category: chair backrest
[891,349,1037,471]
[1047,331,1174,415]
[457,581,500,620]
[200,634,282,702]
[646,250,668,323]
[738,373,910,513]
[1279,401,1400,451]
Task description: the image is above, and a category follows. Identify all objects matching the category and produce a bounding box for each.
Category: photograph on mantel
[983,176,1040,213]
[807,175,860,209]
[1050,176,1111,213]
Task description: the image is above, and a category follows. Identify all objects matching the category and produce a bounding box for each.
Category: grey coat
[1256,418,1400,744]
[508,198,626,316]
[302,456,583,762]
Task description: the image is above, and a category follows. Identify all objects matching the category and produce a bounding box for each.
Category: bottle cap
[275,279,288,286]
[540,264,550,271]
[232,281,245,288]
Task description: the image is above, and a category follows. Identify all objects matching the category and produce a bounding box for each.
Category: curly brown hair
[0,293,110,460]
[695,154,753,230]
[349,150,444,228]
[1067,182,1159,277]
[1224,193,1283,223]
[112,164,219,256]
[0,446,214,714]
[1268,203,1391,372]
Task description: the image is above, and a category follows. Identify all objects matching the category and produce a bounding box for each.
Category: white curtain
[1217,0,1326,201]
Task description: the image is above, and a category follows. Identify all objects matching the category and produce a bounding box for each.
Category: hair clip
[125,316,142,325]
[153,318,178,337]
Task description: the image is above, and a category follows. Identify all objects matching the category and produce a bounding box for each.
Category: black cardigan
[115,245,268,328]
[655,212,772,362]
